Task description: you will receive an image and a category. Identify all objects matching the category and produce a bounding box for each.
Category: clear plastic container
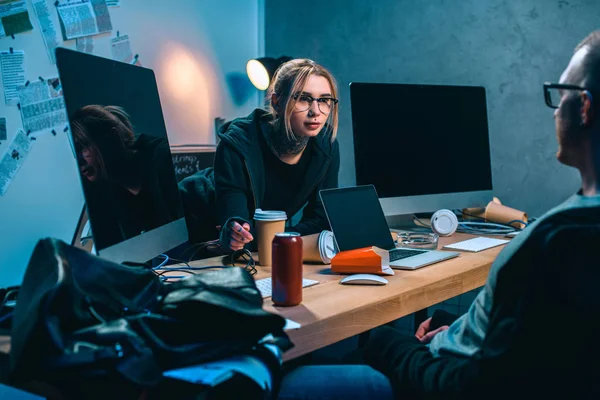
[395,232,439,250]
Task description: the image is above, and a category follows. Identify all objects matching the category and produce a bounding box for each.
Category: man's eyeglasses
[292,94,338,114]
[543,82,593,109]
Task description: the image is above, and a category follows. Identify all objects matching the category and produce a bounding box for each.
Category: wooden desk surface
[189,232,502,361]
[0,233,504,362]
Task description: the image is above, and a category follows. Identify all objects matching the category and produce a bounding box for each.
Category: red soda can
[272,232,303,306]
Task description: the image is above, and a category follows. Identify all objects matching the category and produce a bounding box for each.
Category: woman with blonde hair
[214,58,341,252]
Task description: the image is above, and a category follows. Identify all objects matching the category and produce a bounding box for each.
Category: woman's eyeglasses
[292,94,338,114]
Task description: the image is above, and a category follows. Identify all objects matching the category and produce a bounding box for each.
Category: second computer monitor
[56,47,188,264]
[350,82,493,217]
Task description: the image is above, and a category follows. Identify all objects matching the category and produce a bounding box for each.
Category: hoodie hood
[217,108,336,160]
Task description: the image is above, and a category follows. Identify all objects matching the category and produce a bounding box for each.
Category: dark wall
[265,0,599,216]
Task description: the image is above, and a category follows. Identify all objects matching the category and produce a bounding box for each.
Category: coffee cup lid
[253,209,287,221]
[318,230,337,264]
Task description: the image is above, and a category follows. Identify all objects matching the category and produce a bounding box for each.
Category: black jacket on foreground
[364,206,600,399]
[180,109,340,245]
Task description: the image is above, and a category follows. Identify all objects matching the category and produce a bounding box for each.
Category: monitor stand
[386,214,433,233]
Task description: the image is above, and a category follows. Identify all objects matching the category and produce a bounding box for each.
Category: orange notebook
[331,246,395,276]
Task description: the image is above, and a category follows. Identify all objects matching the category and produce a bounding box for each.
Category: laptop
[320,185,460,270]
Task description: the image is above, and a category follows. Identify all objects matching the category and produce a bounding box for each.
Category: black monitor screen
[350,83,493,198]
[57,48,184,252]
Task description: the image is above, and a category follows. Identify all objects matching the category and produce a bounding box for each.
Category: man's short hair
[575,30,600,92]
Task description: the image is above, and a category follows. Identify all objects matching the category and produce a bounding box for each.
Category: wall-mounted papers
[0,0,33,37]
[32,0,59,64]
[56,0,112,40]
[110,33,133,63]
[0,129,33,196]
[18,77,66,136]
[0,117,6,141]
[1,50,25,106]
[76,35,93,54]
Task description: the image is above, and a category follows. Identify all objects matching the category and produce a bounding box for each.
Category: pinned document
[0,1,33,37]
[1,49,25,106]
[56,0,113,40]
[0,129,33,196]
[32,0,60,64]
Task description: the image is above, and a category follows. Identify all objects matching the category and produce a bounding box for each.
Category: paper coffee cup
[302,230,336,264]
[254,209,287,266]
[484,201,528,229]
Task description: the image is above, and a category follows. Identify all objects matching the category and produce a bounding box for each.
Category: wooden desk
[190,232,502,361]
[0,233,503,362]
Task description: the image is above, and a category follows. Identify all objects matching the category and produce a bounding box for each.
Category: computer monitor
[56,47,188,264]
[350,82,493,220]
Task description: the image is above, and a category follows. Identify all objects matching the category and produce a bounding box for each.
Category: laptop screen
[320,185,395,251]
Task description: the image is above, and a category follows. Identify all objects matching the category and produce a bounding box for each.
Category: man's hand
[415,317,449,344]
[226,221,254,252]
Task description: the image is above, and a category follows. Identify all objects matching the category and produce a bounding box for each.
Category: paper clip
[16,103,20,110]
[30,136,37,141]
[38,76,45,82]
[10,34,14,40]
[130,54,139,65]
[25,80,30,87]
[51,129,57,136]
[63,125,69,132]
[117,31,120,37]
[54,0,59,6]
[9,47,13,54]
[26,130,31,136]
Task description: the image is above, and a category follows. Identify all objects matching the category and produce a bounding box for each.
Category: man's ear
[580,90,594,129]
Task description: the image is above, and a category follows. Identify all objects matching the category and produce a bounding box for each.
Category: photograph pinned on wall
[31,0,60,64]
[0,0,33,37]
[17,77,66,137]
[76,36,94,54]
[0,49,25,106]
[56,0,113,40]
[0,129,34,196]
[0,117,6,141]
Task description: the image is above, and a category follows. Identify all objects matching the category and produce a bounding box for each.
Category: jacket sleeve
[214,142,253,229]
[289,139,340,235]
[364,327,481,400]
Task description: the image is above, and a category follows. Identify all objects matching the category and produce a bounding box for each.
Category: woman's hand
[226,221,254,252]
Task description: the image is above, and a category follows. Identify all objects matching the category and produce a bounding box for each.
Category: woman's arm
[290,139,340,235]
[214,142,255,249]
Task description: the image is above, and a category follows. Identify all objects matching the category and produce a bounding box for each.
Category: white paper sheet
[31,0,59,64]
[57,0,112,40]
[0,129,33,196]
[0,0,33,37]
[76,35,94,54]
[0,50,25,106]
[18,77,67,136]
[110,33,133,63]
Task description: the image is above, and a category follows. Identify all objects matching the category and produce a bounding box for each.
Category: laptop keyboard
[389,248,427,262]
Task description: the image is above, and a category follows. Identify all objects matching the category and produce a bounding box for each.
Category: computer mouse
[340,274,388,286]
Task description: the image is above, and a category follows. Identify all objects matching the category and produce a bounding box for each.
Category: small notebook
[443,237,509,252]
